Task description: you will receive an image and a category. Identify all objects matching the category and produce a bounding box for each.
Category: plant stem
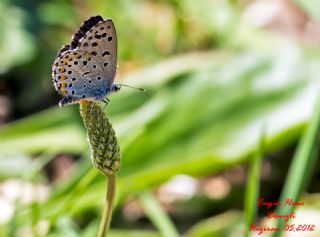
[98,175,116,237]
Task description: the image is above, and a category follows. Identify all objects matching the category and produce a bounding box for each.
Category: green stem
[98,175,116,237]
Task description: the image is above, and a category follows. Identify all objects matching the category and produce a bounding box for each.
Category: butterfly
[52,16,126,107]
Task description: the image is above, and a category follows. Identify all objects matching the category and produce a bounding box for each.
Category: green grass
[139,192,180,237]
[1,1,320,236]
[272,95,320,237]
[244,128,264,237]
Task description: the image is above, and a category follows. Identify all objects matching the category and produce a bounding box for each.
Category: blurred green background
[1,0,320,236]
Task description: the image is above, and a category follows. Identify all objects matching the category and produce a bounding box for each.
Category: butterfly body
[52,16,118,107]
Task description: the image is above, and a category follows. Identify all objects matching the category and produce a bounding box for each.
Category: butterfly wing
[56,16,104,58]
[52,49,109,101]
[77,19,117,88]
[51,16,118,106]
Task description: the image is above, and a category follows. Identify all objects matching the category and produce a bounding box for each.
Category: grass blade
[139,192,180,237]
[273,95,320,237]
[244,128,264,237]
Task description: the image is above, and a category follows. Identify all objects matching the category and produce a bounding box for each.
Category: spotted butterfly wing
[77,19,117,89]
[52,50,111,102]
[52,16,118,107]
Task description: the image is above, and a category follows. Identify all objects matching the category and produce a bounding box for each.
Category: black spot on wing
[102,51,110,57]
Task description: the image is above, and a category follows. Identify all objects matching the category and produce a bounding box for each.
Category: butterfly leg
[102,98,110,110]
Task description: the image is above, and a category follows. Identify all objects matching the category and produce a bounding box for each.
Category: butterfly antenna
[118,84,146,91]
